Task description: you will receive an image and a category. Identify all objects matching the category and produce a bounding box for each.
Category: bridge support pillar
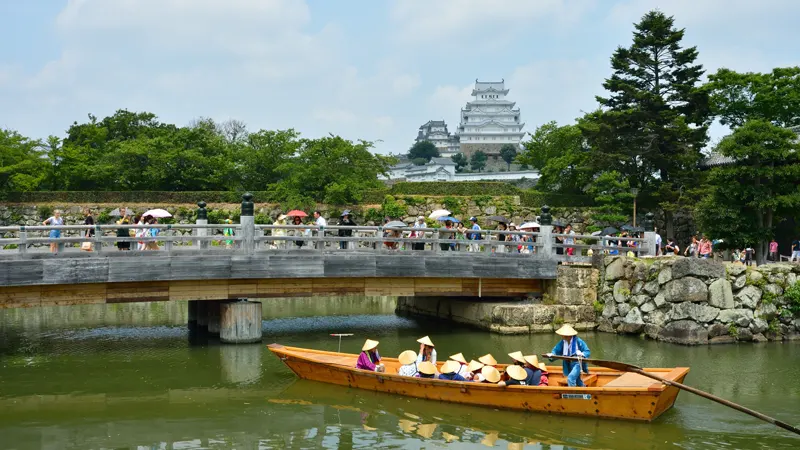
[220,342,263,384]
[207,300,224,335]
[220,300,262,344]
[188,300,198,328]
[196,300,209,330]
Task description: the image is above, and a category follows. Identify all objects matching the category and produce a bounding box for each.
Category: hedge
[518,191,594,207]
[0,191,279,204]
[388,181,521,196]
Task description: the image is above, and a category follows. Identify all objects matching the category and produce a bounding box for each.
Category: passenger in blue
[501,365,529,386]
[506,352,542,386]
[438,360,468,381]
[546,324,590,387]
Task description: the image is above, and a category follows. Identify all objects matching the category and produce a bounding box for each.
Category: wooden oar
[543,354,800,436]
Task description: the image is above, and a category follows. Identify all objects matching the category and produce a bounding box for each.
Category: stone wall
[395,266,599,334]
[597,257,800,344]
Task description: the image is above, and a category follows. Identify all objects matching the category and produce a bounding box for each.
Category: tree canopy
[470,151,487,172]
[499,144,517,170]
[408,140,439,163]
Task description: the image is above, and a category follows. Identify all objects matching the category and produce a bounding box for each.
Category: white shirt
[315,216,327,227]
[398,363,418,377]
[564,230,575,245]
[416,349,437,365]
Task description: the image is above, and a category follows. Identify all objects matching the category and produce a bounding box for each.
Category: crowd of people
[355,324,592,388]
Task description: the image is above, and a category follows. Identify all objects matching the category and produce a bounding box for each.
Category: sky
[1,0,798,155]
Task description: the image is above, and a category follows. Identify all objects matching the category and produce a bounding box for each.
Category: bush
[389,182,520,196]
[784,281,800,316]
[518,191,594,207]
[0,191,279,204]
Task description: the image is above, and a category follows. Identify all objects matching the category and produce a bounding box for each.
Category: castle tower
[457,79,525,157]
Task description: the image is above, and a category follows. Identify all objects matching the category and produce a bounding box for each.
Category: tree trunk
[756,210,767,266]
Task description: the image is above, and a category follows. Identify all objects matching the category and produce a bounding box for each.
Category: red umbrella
[286,210,308,217]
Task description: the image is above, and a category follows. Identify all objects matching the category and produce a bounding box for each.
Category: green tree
[0,129,47,191]
[706,66,800,129]
[587,171,634,225]
[451,153,468,172]
[499,144,517,170]
[234,129,300,190]
[696,120,800,265]
[411,157,428,166]
[519,121,593,194]
[585,10,711,233]
[408,140,439,163]
[470,151,488,172]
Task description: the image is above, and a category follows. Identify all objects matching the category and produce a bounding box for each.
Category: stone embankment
[597,257,800,344]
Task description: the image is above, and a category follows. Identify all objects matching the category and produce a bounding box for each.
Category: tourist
[356,339,384,372]
[397,350,418,377]
[417,361,437,379]
[146,217,160,250]
[42,209,64,254]
[698,236,712,259]
[538,363,550,386]
[116,217,131,251]
[133,215,146,251]
[564,223,575,256]
[455,222,469,251]
[554,224,564,256]
[338,211,356,250]
[81,208,95,252]
[439,220,455,251]
[223,219,234,249]
[495,222,508,253]
[744,245,755,266]
[478,353,497,368]
[313,210,327,227]
[507,352,541,386]
[416,336,437,364]
[448,353,470,378]
[271,214,288,249]
[545,324,591,387]
[606,232,619,255]
[291,216,306,248]
[410,216,426,251]
[654,227,663,256]
[769,239,779,262]
[684,235,698,258]
[665,238,679,255]
[468,217,482,252]
[791,238,800,262]
[438,360,468,381]
[466,360,485,381]
[480,366,501,384]
[498,365,529,387]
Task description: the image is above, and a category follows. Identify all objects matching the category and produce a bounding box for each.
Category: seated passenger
[417,361,437,379]
[522,355,543,386]
[397,350,418,377]
[417,336,437,364]
[449,353,470,378]
[478,353,497,367]
[538,362,550,386]
[438,360,467,381]
[356,339,384,372]
[499,365,529,386]
[480,366,501,384]
[467,360,485,381]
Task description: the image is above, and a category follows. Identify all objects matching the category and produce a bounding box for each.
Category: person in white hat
[410,216,426,251]
[438,360,468,382]
[416,336,437,364]
[397,350,418,377]
[545,324,591,387]
[448,353,470,378]
[356,339,384,372]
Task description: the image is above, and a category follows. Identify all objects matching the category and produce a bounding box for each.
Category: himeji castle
[457,79,525,157]
[415,120,460,157]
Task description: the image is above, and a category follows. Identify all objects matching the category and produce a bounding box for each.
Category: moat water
[0,298,798,449]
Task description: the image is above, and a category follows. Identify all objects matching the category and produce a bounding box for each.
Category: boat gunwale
[268,344,689,395]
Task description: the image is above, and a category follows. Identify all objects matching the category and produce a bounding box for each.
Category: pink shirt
[698,240,712,255]
[770,241,778,252]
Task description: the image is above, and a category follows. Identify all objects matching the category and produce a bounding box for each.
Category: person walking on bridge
[545,324,590,387]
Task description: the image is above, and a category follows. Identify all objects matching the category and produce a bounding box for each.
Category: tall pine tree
[583,10,711,235]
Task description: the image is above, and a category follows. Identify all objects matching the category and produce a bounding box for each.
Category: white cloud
[312,107,358,125]
[427,84,473,125]
[392,74,421,96]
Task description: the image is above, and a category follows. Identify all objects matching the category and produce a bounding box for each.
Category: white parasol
[428,209,451,219]
[142,208,172,218]
[519,222,540,230]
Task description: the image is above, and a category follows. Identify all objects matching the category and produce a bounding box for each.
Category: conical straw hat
[416,423,437,439]
[467,360,485,373]
[418,361,437,375]
[523,355,540,367]
[555,324,578,336]
[507,443,525,450]
[398,350,417,365]
[442,432,459,442]
[440,360,460,374]
[478,353,497,366]
[398,419,417,433]
[538,362,548,373]
[449,352,467,364]
[417,336,435,347]
[481,366,501,383]
[481,432,500,447]
[506,365,527,381]
[362,339,379,351]
[507,351,525,363]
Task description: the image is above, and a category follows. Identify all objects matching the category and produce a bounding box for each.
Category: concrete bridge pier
[220,300,263,344]
[207,300,224,335]
[220,343,263,384]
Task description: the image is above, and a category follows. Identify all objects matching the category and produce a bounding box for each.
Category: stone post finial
[644,212,655,232]
[540,205,552,226]
[196,201,207,221]
[241,193,254,217]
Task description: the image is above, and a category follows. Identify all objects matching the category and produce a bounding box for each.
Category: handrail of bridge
[0,223,653,260]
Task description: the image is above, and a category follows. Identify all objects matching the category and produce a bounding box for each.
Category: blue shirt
[549,337,591,376]
[506,367,541,386]
[438,372,467,382]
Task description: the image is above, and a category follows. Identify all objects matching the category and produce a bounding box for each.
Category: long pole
[544,355,800,436]
[633,196,637,227]
[330,333,354,353]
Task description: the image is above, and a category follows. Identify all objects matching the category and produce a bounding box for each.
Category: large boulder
[733,274,747,290]
[605,257,626,281]
[726,263,747,277]
[601,301,617,319]
[613,280,630,303]
[648,309,669,327]
[618,307,645,334]
[644,280,660,296]
[747,270,764,285]
[764,284,783,296]
[755,302,778,320]
[708,279,734,309]
[653,292,667,308]
[631,294,649,307]
[659,320,709,345]
[717,309,754,327]
[664,277,708,302]
[669,302,720,323]
[750,317,769,334]
[640,301,656,314]
[672,258,725,279]
[735,286,762,309]
[737,328,754,341]
[658,267,673,285]
[617,303,631,318]
[708,322,729,338]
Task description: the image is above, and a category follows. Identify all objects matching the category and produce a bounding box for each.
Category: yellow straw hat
[467,360,485,373]
[523,355,540,367]
[478,354,497,366]
[538,362,548,372]
[418,361,437,375]
[506,365,528,381]
[362,339,379,351]
[555,324,578,337]
[449,352,468,364]
[398,419,416,433]
[398,350,417,365]
[481,366,501,383]
[417,336,435,347]
[440,360,460,375]
[508,351,526,364]
[508,443,524,450]
[416,423,437,439]
[442,432,459,442]
[481,432,499,447]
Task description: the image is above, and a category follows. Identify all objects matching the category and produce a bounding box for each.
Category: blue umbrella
[437,216,460,223]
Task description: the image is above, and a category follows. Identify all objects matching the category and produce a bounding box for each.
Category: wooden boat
[268,344,690,422]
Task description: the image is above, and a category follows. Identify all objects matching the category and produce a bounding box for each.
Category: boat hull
[268,344,688,422]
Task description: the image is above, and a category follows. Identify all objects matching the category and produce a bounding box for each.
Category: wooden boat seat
[556,374,598,387]
[603,372,657,388]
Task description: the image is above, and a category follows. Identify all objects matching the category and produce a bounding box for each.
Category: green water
[0,299,798,450]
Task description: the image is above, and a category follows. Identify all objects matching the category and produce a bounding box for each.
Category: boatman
[545,324,590,387]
